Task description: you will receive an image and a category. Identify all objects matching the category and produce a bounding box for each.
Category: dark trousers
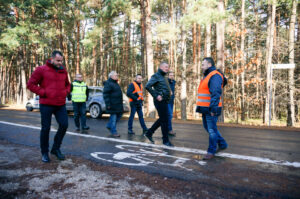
[72,102,87,129]
[128,103,147,131]
[40,104,68,154]
[148,101,169,143]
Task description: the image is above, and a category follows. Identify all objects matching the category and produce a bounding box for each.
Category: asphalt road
[0,109,300,198]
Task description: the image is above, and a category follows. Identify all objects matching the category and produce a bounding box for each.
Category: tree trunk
[287,0,296,126]
[144,0,155,118]
[140,1,146,78]
[265,0,276,125]
[205,24,211,57]
[240,0,246,121]
[216,0,225,122]
[180,0,187,120]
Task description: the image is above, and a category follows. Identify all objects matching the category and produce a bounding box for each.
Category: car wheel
[89,103,102,118]
[26,104,33,112]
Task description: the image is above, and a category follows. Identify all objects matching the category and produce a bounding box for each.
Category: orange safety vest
[129,82,144,102]
[197,70,224,107]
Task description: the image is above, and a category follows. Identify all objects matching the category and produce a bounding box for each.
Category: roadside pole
[270,64,295,126]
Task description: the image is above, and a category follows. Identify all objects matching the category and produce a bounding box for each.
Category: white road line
[1,120,300,168]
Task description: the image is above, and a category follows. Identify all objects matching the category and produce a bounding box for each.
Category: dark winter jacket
[127,81,143,108]
[27,60,71,106]
[196,66,227,116]
[168,78,176,104]
[103,78,123,114]
[146,69,171,103]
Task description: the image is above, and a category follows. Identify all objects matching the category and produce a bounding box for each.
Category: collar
[109,78,118,83]
[158,69,167,76]
[204,66,216,76]
[46,59,64,70]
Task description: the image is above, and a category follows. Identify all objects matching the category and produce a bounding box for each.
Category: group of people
[27,50,227,163]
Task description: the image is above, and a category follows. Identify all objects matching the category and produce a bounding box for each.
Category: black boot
[51,149,65,160]
[42,153,50,163]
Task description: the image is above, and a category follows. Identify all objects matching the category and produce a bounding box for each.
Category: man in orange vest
[127,74,148,135]
[196,57,228,160]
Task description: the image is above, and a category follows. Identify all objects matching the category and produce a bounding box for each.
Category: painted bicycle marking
[91,145,207,171]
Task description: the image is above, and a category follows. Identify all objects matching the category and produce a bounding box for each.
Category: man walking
[103,71,123,137]
[145,62,174,147]
[127,74,148,135]
[27,50,70,163]
[167,71,176,136]
[70,74,89,132]
[196,57,228,160]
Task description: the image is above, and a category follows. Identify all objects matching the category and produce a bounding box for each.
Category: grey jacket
[146,69,171,103]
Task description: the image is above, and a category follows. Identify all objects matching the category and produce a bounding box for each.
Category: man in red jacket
[27,50,71,163]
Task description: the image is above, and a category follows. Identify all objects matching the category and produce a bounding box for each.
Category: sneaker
[145,132,154,144]
[163,141,174,147]
[112,134,120,137]
[50,149,65,160]
[128,130,135,135]
[75,128,80,131]
[42,153,50,163]
[202,153,214,160]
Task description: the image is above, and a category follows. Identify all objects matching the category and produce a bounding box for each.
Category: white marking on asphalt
[1,120,300,168]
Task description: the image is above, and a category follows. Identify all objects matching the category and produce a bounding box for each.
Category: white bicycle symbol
[91,145,206,171]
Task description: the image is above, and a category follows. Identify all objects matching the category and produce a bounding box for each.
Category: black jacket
[127,81,143,108]
[146,69,171,103]
[103,78,123,114]
[168,78,176,104]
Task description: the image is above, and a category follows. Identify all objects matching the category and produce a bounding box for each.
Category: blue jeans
[106,113,123,135]
[168,103,174,131]
[72,102,87,129]
[40,104,68,154]
[128,103,147,131]
[202,114,227,154]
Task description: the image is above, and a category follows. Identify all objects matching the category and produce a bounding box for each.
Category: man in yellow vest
[126,74,148,135]
[196,57,228,160]
[71,74,89,132]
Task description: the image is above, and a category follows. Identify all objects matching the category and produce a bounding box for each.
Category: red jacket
[27,60,71,106]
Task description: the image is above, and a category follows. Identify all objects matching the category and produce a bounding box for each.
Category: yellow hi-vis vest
[197,70,223,107]
[129,82,144,102]
[71,81,87,102]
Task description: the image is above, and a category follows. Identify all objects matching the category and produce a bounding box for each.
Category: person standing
[27,50,70,163]
[196,57,228,160]
[70,74,89,132]
[167,71,176,136]
[103,71,123,137]
[127,74,148,135]
[145,62,174,147]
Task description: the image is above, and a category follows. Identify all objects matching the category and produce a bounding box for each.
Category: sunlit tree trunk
[216,0,225,122]
[287,0,296,126]
[265,0,276,125]
[144,0,155,118]
[205,24,211,57]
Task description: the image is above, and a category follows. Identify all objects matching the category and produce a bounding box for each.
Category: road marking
[1,120,300,168]
[91,145,201,170]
